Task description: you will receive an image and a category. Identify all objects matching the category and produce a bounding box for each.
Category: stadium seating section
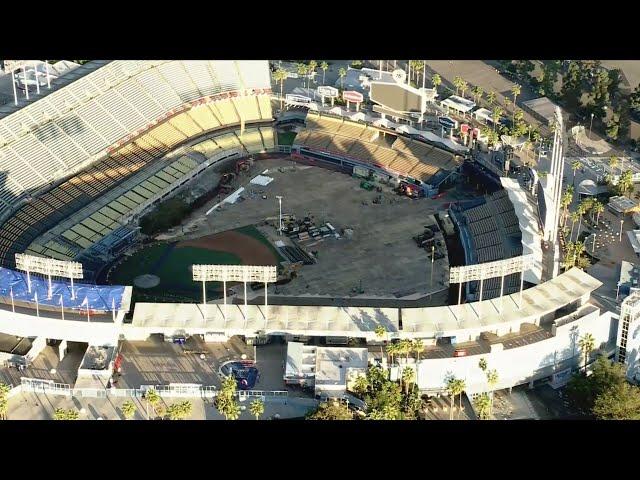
[0,60,274,268]
[294,113,458,182]
[456,189,523,300]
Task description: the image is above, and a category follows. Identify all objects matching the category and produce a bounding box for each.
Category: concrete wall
[416,307,614,394]
[0,309,120,345]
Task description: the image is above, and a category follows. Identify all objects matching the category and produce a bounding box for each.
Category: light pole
[620,218,624,242]
[589,112,594,139]
[276,196,283,235]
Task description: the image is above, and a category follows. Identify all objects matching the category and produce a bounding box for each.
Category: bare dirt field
[170,158,454,300]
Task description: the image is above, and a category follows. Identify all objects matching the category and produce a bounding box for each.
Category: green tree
[297,63,308,90]
[453,76,463,95]
[308,60,318,86]
[307,400,353,420]
[445,377,465,420]
[511,84,521,123]
[459,79,469,99]
[144,388,161,420]
[618,170,633,197]
[166,401,193,420]
[272,68,288,110]
[53,408,79,420]
[486,91,497,106]
[216,375,241,420]
[609,155,619,175]
[352,374,369,398]
[592,382,640,420]
[573,241,585,267]
[478,358,487,373]
[338,67,347,89]
[592,201,604,224]
[386,342,399,366]
[571,160,583,186]
[412,339,424,362]
[491,106,503,133]
[374,325,387,363]
[561,190,573,227]
[320,61,329,85]
[121,400,137,420]
[570,210,581,242]
[0,382,10,420]
[578,333,596,373]
[566,357,627,416]
[473,393,492,420]
[401,366,415,395]
[472,86,484,104]
[486,369,499,414]
[249,399,265,420]
[431,73,442,92]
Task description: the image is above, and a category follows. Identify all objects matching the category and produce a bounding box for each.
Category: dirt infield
[178,230,278,266]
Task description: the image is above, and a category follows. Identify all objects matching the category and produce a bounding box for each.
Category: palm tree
[453,76,463,95]
[486,91,497,106]
[374,325,387,363]
[431,73,442,92]
[402,366,415,395]
[412,339,424,362]
[445,377,459,420]
[619,170,633,197]
[578,333,596,372]
[592,201,604,224]
[249,399,265,420]
[573,241,585,267]
[400,338,413,363]
[576,203,587,241]
[459,80,469,99]
[308,60,318,86]
[609,155,619,176]
[486,369,499,414]
[473,393,492,420]
[446,377,465,420]
[561,191,573,227]
[491,106,503,133]
[273,68,288,110]
[571,160,583,186]
[144,388,160,420]
[121,400,137,420]
[167,401,193,420]
[338,67,347,89]
[320,61,329,85]
[478,358,487,373]
[456,378,466,419]
[297,63,308,90]
[53,408,79,420]
[570,211,581,242]
[511,84,521,123]
[472,86,484,104]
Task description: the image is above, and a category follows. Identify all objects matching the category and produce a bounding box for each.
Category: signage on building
[438,116,458,130]
[343,90,364,103]
[317,86,338,98]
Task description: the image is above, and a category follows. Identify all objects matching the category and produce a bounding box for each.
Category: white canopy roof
[440,95,476,113]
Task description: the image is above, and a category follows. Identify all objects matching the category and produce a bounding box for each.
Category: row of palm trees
[444,357,501,420]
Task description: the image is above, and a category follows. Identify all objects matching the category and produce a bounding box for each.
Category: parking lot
[175,158,452,299]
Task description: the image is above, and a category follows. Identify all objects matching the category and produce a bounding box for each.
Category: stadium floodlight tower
[192,264,277,323]
[14,253,83,300]
[617,290,640,384]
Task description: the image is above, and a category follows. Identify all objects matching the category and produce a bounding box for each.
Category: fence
[18,377,288,401]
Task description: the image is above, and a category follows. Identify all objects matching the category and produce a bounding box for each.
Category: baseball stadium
[0,60,634,410]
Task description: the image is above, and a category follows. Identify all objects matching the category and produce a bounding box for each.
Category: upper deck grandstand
[0,61,274,272]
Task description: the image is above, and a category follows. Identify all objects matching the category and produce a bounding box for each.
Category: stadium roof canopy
[401,268,601,339]
[129,268,600,338]
[501,178,543,284]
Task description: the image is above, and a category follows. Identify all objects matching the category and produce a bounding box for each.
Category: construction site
[153,157,453,302]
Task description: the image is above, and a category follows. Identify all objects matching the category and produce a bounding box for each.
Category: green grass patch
[277,131,297,146]
[109,243,170,285]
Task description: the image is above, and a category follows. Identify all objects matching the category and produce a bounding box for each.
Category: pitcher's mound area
[134,274,160,289]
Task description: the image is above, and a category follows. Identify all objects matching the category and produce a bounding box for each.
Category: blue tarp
[0,267,125,311]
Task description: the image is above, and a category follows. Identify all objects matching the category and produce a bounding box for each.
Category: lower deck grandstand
[450,189,523,301]
[293,112,460,190]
